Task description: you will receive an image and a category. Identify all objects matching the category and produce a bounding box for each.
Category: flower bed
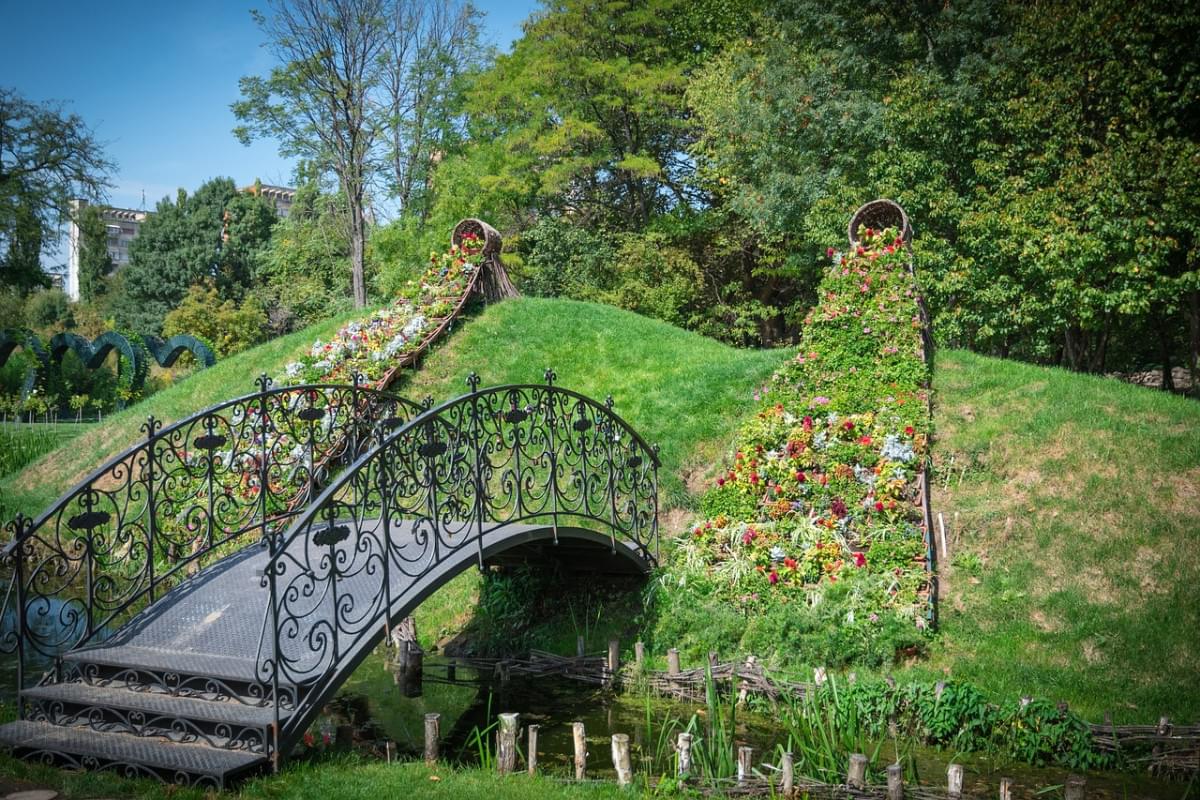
[655,225,933,667]
[282,235,484,387]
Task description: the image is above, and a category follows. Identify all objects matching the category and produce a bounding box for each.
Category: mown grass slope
[918,349,1200,721]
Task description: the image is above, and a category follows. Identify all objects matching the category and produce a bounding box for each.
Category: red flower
[831,498,848,518]
[768,571,779,585]
[826,247,835,258]
[874,501,884,512]
[859,435,872,445]
[843,420,855,431]
[717,477,726,487]
[853,552,866,567]
[795,471,806,483]
[905,426,915,436]
[784,557,798,569]
[749,472,759,485]
[802,415,814,432]
[742,528,756,544]
[303,732,315,747]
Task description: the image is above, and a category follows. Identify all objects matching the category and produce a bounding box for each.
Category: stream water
[329,650,1194,800]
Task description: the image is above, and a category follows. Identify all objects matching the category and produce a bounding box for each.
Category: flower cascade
[668,226,933,650]
[281,234,484,387]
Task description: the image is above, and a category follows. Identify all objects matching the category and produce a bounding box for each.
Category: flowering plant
[663,225,934,658]
[280,234,484,387]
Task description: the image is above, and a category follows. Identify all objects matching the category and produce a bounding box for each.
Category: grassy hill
[917,349,1200,721]
[2,298,1196,724]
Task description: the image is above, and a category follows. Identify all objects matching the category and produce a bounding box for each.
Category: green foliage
[255,189,355,332]
[0,87,114,296]
[76,203,113,302]
[162,283,268,358]
[23,288,72,332]
[116,178,274,335]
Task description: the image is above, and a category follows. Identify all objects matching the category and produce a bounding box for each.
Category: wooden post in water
[847,753,868,789]
[424,713,440,766]
[573,721,587,780]
[998,777,1013,800]
[887,763,904,800]
[527,724,539,776]
[947,763,963,797]
[608,638,620,683]
[634,640,645,667]
[677,732,693,777]
[611,734,632,786]
[667,648,680,676]
[737,746,753,783]
[497,713,519,775]
[577,635,586,658]
[1064,774,1086,800]
[781,751,794,797]
[402,642,423,697]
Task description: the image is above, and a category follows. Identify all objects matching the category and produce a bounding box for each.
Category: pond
[324,650,1195,800]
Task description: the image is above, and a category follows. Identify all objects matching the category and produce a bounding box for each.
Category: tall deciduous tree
[382,0,481,221]
[233,0,389,308]
[0,88,114,293]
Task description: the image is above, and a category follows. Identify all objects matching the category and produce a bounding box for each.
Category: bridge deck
[71,519,646,685]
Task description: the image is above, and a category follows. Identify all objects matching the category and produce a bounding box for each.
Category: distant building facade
[65,181,296,301]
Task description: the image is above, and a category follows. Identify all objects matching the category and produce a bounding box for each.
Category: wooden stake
[781,751,794,797]
[446,660,456,682]
[737,746,753,783]
[677,732,693,777]
[708,651,719,669]
[335,724,354,752]
[998,777,1013,800]
[424,713,440,766]
[577,635,586,658]
[887,763,903,800]
[634,640,645,666]
[667,648,680,676]
[608,638,620,680]
[527,724,539,776]
[1064,774,1086,800]
[847,753,868,789]
[814,666,827,686]
[497,713,519,775]
[573,721,587,780]
[947,763,963,797]
[611,733,632,786]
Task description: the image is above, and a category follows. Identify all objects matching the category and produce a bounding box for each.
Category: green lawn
[909,348,1200,722]
[0,753,633,800]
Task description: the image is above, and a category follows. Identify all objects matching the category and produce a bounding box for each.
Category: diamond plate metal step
[0,720,266,788]
[22,682,284,752]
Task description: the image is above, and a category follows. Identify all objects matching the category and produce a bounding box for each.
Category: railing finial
[466,372,481,393]
[351,371,367,388]
[141,415,162,439]
[256,373,273,393]
[544,367,557,386]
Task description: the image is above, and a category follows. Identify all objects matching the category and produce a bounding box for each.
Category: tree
[0,87,114,292]
[77,203,113,302]
[114,178,275,335]
[381,0,482,221]
[234,0,390,309]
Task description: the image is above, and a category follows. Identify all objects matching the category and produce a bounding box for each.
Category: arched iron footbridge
[0,374,659,788]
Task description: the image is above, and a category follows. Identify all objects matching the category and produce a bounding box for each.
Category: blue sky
[0,0,537,263]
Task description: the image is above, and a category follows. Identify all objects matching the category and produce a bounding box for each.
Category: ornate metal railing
[257,373,659,748]
[0,378,424,690]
